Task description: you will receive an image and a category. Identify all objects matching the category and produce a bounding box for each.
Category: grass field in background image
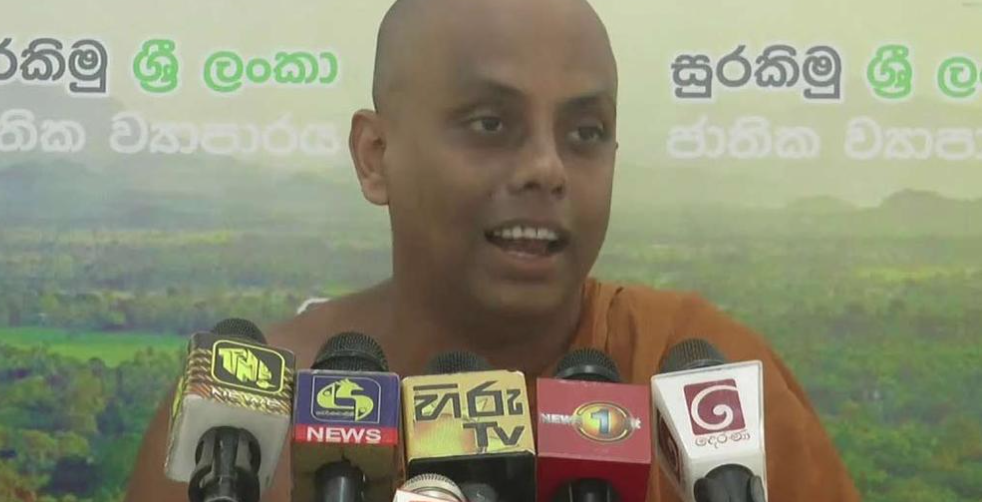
[0,328,185,367]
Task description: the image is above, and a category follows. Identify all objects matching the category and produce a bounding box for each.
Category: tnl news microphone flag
[165,329,295,493]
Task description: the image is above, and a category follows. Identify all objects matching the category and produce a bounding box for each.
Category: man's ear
[349,109,389,206]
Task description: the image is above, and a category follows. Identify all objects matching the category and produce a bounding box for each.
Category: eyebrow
[452,76,525,104]
[452,74,616,112]
[563,90,616,113]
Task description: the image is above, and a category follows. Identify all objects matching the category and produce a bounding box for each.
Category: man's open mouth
[484,224,569,257]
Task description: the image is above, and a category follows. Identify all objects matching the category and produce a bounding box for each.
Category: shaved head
[371,0,418,112]
[371,0,617,114]
[350,0,619,327]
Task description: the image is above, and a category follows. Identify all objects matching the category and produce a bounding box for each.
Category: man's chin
[470,277,579,321]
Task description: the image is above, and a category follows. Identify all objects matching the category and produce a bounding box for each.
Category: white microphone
[650,339,767,502]
[164,318,295,502]
[392,473,468,502]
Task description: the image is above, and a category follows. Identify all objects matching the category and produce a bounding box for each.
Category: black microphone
[291,332,402,502]
[538,348,652,502]
[651,339,767,502]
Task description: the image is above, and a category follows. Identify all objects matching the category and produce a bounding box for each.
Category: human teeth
[490,226,559,241]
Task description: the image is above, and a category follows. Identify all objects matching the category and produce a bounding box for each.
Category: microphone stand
[552,478,620,502]
[314,460,365,502]
[188,427,261,502]
[693,465,766,502]
[460,481,499,502]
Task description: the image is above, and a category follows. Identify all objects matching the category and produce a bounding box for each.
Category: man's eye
[569,125,606,143]
[467,116,504,134]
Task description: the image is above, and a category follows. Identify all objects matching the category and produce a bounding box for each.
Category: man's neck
[379,278,584,377]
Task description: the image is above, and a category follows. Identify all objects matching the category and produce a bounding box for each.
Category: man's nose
[507,128,567,198]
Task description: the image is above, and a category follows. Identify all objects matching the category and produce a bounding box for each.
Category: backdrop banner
[1,2,980,501]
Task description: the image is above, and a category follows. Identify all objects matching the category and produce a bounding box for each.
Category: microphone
[537,348,652,502]
[650,339,768,502]
[164,318,296,502]
[392,473,467,502]
[291,332,402,502]
[401,351,536,502]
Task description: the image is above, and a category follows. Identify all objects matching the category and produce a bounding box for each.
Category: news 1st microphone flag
[292,332,401,502]
[402,351,536,502]
[651,339,768,502]
[164,318,296,502]
[537,348,652,502]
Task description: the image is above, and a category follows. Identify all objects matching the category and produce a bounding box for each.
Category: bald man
[125,0,861,501]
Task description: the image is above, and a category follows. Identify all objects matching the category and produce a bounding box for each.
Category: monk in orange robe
[126,0,861,500]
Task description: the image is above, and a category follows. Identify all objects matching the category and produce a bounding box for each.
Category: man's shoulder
[607,279,761,338]
[588,277,713,324]
[586,278,770,370]
[264,283,390,367]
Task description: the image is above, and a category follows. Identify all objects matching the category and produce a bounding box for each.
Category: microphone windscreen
[425,351,492,374]
[659,339,727,373]
[553,347,621,383]
[210,318,267,344]
[313,331,388,372]
[401,473,467,501]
